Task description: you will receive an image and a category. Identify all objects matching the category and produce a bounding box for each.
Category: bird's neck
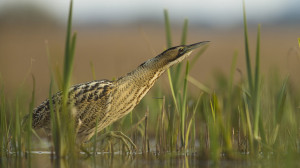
[116,57,167,89]
[111,58,167,115]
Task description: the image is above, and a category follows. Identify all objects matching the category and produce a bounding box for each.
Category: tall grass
[25,76,35,167]
[50,0,77,159]
[164,9,209,152]
[0,76,9,158]
[242,0,263,152]
[1,1,300,166]
[157,3,299,162]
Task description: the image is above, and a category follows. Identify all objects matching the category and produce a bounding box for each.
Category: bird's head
[154,41,210,69]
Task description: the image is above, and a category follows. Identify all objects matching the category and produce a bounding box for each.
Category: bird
[28,41,209,150]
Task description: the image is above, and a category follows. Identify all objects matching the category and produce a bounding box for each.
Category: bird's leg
[98,131,137,153]
[79,144,92,157]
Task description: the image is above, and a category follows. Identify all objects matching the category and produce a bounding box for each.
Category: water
[1,152,299,168]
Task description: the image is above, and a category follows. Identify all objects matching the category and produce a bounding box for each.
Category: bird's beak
[185,41,210,52]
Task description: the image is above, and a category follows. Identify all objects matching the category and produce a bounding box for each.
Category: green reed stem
[174,19,189,87]
[253,24,261,140]
[26,75,35,161]
[254,24,261,95]
[164,9,172,48]
[14,98,22,156]
[243,1,253,93]
[180,61,190,148]
[181,19,188,45]
[0,79,8,157]
[54,0,77,158]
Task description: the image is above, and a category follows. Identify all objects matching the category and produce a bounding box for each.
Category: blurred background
[0,0,299,103]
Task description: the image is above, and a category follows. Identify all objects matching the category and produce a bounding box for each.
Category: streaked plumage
[30,41,209,143]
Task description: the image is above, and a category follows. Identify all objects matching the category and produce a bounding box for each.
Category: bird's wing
[32,90,62,129]
[69,80,114,127]
[32,80,114,129]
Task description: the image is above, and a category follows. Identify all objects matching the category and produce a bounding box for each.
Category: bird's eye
[178,48,184,53]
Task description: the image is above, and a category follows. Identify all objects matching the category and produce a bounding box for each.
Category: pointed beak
[185,41,210,52]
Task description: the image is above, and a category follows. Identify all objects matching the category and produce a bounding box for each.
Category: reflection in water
[2,152,300,168]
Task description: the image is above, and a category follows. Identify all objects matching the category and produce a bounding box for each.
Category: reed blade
[164,9,172,48]
[243,1,253,93]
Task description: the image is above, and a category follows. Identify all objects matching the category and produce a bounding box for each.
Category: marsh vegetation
[1,1,300,167]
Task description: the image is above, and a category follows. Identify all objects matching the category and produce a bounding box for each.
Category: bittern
[28,41,209,150]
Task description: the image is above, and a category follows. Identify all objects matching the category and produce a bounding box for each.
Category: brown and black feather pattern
[29,43,201,143]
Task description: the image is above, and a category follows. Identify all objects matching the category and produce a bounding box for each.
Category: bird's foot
[99,131,137,154]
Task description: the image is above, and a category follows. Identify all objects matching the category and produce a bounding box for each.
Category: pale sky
[0,0,298,25]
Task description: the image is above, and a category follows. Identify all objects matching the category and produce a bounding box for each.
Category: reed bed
[1,0,300,166]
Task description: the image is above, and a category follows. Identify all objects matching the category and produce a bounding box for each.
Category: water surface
[2,152,298,168]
